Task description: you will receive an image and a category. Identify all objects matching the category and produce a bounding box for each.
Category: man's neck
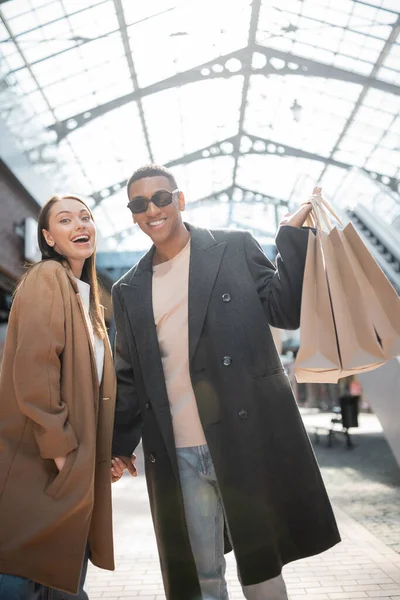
[153,225,190,265]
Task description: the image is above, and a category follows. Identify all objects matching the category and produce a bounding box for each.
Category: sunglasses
[127,189,180,214]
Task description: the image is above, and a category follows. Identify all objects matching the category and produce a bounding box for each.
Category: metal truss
[105,185,282,242]
[318,13,400,184]
[185,185,288,208]
[113,0,154,162]
[48,44,400,142]
[91,133,400,205]
[186,184,285,231]
[231,0,262,192]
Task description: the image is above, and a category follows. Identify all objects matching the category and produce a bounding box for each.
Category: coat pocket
[45,449,77,500]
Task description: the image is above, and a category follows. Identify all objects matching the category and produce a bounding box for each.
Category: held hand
[54,456,67,472]
[280,186,321,228]
[111,454,138,483]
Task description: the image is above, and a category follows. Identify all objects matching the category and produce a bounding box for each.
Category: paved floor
[85,413,400,599]
[303,411,400,555]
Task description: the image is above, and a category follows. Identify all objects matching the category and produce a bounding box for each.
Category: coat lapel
[120,250,180,476]
[119,248,171,412]
[186,224,227,363]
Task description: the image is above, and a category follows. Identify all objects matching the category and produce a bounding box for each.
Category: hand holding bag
[295,191,398,383]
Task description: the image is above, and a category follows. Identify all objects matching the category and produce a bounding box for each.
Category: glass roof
[0,0,399,251]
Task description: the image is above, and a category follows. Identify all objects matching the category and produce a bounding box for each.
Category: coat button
[238,409,248,419]
[222,293,231,302]
[146,401,152,410]
[222,356,232,366]
[149,453,156,463]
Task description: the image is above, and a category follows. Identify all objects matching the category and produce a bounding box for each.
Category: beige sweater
[152,240,206,448]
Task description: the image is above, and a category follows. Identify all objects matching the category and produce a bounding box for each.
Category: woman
[0,195,116,598]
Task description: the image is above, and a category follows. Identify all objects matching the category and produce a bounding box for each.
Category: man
[111,164,340,600]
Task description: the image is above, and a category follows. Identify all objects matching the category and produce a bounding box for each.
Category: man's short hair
[127,164,178,196]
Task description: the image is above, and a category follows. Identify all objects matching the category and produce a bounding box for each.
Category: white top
[152,239,206,448]
[76,278,104,384]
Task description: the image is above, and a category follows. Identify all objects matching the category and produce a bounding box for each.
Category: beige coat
[0,260,116,594]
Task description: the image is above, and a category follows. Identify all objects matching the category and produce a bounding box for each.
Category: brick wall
[0,161,112,361]
[0,161,41,362]
[0,160,40,285]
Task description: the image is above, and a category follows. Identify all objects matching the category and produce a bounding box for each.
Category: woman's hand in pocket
[54,456,67,471]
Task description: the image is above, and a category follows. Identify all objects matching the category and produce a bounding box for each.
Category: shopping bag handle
[303,193,344,232]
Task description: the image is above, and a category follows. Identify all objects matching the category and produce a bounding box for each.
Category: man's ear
[178,191,186,212]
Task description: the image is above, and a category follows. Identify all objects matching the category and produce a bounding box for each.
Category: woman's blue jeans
[0,547,89,600]
[176,444,288,600]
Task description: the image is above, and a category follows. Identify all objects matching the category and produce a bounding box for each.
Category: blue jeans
[176,444,288,600]
[0,548,89,600]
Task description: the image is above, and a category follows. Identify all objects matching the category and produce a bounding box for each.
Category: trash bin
[339,394,360,429]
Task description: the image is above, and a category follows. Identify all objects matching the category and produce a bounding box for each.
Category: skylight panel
[378,67,400,85]
[67,2,118,37]
[142,77,242,163]
[64,107,150,191]
[244,74,354,157]
[31,49,87,88]
[121,0,180,25]
[379,0,400,10]
[237,154,323,199]
[0,0,35,23]
[129,0,251,87]
[364,152,399,177]
[33,2,65,26]
[169,157,234,203]
[357,105,397,129]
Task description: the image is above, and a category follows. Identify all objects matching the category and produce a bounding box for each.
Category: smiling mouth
[148,219,166,228]
[72,235,90,244]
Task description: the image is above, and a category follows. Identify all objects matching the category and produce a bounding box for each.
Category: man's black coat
[112,223,340,600]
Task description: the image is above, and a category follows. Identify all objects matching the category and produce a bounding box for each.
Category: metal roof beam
[185,185,288,208]
[352,0,399,14]
[90,135,399,204]
[168,133,400,194]
[104,185,284,242]
[113,0,154,162]
[233,185,289,207]
[92,177,291,208]
[48,44,400,142]
[48,47,248,142]
[252,43,399,92]
[318,14,400,183]
[232,0,262,192]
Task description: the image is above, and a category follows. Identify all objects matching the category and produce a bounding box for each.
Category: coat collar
[126,223,218,275]
[65,266,79,292]
[121,222,226,362]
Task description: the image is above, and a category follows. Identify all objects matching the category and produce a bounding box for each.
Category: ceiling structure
[0,0,399,251]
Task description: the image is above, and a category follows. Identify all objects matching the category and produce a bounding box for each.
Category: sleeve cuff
[276,224,311,241]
